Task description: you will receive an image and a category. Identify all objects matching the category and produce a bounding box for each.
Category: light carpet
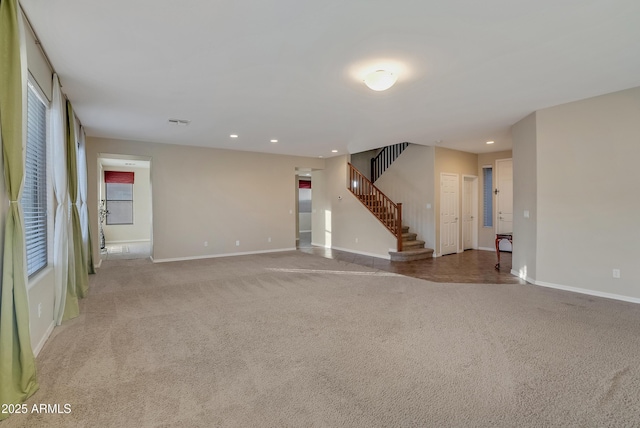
[4,251,640,427]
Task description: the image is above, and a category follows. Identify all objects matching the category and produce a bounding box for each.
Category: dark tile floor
[298,246,526,284]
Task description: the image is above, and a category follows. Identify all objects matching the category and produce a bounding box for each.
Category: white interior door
[495,159,513,250]
[440,173,459,256]
[462,176,478,250]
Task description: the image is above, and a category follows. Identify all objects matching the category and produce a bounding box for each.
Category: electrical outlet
[355,237,359,243]
[236,240,240,246]
[204,241,208,247]
[38,303,42,318]
[613,269,621,279]
[268,237,271,243]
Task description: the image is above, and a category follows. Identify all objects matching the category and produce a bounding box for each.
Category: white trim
[299,229,312,233]
[94,259,103,269]
[478,246,495,252]
[33,321,55,357]
[332,246,391,260]
[310,242,326,248]
[152,247,297,263]
[511,270,640,305]
[105,239,151,244]
[439,172,459,256]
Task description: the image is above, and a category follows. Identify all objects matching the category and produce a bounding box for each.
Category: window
[482,166,493,228]
[105,171,134,225]
[22,81,48,277]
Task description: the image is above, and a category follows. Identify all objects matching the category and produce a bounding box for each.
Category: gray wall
[511,114,537,281]
[87,137,324,262]
[375,144,436,250]
[312,155,396,258]
[512,87,640,301]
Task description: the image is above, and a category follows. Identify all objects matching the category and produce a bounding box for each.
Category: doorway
[296,169,313,248]
[98,154,153,260]
[440,172,459,256]
[462,175,478,250]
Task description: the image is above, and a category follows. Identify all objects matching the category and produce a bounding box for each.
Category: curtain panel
[104,171,135,184]
[77,126,95,274]
[66,102,88,309]
[51,74,70,325]
[0,0,39,416]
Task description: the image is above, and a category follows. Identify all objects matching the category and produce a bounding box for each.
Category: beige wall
[87,137,324,262]
[375,144,436,250]
[532,87,640,300]
[511,114,537,281]
[23,12,52,100]
[434,147,478,256]
[312,155,396,258]
[102,165,152,243]
[477,150,513,250]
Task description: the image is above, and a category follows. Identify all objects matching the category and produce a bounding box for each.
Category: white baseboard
[95,259,103,269]
[478,247,495,252]
[311,242,328,248]
[152,247,297,263]
[510,269,640,305]
[299,230,312,233]
[33,321,55,357]
[105,239,151,244]
[331,246,391,260]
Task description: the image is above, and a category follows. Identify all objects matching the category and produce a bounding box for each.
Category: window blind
[22,83,48,277]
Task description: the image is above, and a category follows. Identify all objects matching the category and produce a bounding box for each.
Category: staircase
[388,226,434,261]
[348,163,434,262]
[371,142,410,183]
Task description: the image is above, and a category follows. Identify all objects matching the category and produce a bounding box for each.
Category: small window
[482,166,493,228]
[105,171,134,225]
[22,81,48,277]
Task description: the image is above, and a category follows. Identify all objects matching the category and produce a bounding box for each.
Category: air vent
[168,118,191,126]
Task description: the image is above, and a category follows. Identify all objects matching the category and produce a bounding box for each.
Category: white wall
[375,144,436,250]
[512,87,640,302]
[312,155,396,258]
[102,165,152,243]
[87,137,324,262]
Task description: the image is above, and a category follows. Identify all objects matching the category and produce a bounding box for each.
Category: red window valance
[299,180,311,189]
[105,171,135,184]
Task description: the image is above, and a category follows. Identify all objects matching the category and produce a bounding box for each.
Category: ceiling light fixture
[230,134,238,138]
[331,149,338,153]
[486,141,495,144]
[270,139,278,143]
[363,70,397,91]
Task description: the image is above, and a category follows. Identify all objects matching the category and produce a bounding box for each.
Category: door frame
[462,175,478,250]
[494,158,513,250]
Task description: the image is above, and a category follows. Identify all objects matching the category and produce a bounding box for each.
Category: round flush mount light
[364,70,397,91]
[230,134,238,138]
[486,141,495,145]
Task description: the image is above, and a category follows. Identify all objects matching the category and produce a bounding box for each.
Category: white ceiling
[21,0,640,157]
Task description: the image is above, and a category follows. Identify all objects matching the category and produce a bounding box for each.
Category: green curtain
[67,102,88,298]
[0,0,39,417]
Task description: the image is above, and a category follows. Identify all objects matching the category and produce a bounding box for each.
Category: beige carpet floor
[4,251,640,427]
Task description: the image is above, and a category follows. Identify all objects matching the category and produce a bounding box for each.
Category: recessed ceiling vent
[168,118,191,126]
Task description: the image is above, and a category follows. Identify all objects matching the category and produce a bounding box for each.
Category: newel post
[396,203,403,252]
